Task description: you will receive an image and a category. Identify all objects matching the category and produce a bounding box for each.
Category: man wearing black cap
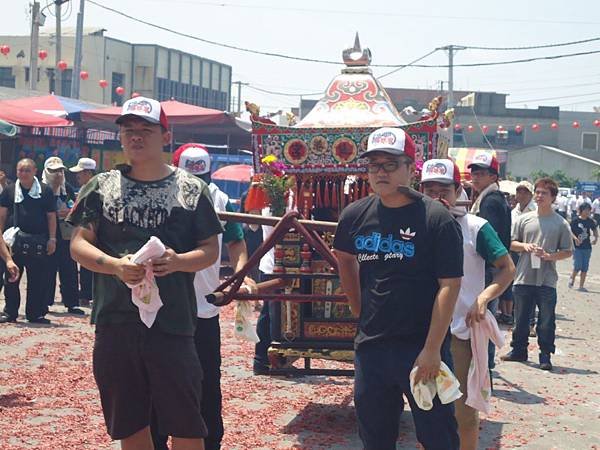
[68,96,223,450]
[333,127,463,450]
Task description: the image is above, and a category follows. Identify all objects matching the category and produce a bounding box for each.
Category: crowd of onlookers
[0,156,97,324]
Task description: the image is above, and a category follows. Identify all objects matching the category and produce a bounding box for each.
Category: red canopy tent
[0,103,72,127]
[81,99,236,127]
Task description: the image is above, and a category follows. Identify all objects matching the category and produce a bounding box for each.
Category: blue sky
[2,0,600,113]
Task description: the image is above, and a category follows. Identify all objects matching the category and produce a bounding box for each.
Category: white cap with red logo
[116,96,169,129]
[467,152,499,174]
[420,159,461,185]
[363,127,416,160]
[172,143,211,175]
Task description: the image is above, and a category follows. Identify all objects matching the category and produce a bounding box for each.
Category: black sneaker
[28,317,51,325]
[0,314,17,323]
[539,354,552,371]
[500,351,528,362]
[67,307,86,315]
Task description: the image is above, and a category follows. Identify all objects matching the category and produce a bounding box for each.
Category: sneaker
[568,278,574,288]
[67,307,86,315]
[0,314,17,323]
[500,351,528,362]
[577,287,588,292]
[28,317,51,325]
[539,354,552,371]
[503,314,514,326]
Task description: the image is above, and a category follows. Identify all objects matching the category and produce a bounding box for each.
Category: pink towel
[466,310,504,414]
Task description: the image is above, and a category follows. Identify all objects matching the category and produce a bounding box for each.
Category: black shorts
[93,323,207,440]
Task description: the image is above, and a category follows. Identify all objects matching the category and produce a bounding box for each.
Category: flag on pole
[458,93,475,107]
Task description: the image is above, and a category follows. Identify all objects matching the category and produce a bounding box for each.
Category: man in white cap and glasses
[68,96,223,450]
[333,127,463,450]
[69,157,97,307]
[149,143,255,450]
[420,159,514,450]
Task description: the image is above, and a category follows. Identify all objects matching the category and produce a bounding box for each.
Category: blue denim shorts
[573,248,592,272]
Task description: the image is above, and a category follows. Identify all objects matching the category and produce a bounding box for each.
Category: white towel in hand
[410,362,462,411]
[126,236,166,328]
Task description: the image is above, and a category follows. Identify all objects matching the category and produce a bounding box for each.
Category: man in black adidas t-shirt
[333,128,463,450]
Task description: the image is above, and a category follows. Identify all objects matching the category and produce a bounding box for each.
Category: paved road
[0,250,599,449]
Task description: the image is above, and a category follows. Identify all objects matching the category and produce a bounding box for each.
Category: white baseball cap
[363,127,416,159]
[116,96,169,129]
[467,152,499,174]
[172,143,211,175]
[69,157,97,173]
[420,159,461,185]
[44,156,66,171]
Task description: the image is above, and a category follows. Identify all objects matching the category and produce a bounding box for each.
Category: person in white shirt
[592,196,600,224]
[151,143,256,450]
[421,159,515,450]
[568,195,577,221]
[555,194,568,219]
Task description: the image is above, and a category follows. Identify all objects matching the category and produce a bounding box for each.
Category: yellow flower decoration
[261,154,278,164]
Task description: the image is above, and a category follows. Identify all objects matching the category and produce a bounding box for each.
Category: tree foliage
[529,169,578,188]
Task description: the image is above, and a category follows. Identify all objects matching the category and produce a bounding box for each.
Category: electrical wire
[86,1,600,69]
[246,85,322,97]
[507,91,600,105]
[464,37,600,51]
[376,49,439,80]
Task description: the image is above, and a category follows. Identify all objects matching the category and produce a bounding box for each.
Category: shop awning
[0,103,72,127]
[0,94,102,121]
[448,147,507,180]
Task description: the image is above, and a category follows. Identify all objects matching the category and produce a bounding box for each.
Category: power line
[86,1,600,69]
[464,37,600,51]
[376,49,439,80]
[138,0,600,26]
[507,91,600,105]
[246,85,322,97]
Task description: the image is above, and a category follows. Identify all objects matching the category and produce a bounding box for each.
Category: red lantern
[497,125,504,131]
[131,92,141,98]
[482,125,489,133]
[531,123,540,132]
[79,70,89,80]
[572,121,580,129]
[99,79,108,88]
[550,122,559,130]
[57,60,68,71]
[515,124,523,133]
[467,125,475,132]
[115,86,125,96]
[594,119,600,128]
[454,123,462,131]
[0,45,10,56]
[38,49,48,60]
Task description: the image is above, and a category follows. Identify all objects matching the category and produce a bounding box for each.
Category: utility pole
[70,0,85,99]
[29,1,41,91]
[437,45,465,147]
[232,81,248,114]
[54,0,64,96]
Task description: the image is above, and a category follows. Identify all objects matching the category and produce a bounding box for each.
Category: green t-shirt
[67,168,223,336]
[223,201,244,244]
[476,222,508,263]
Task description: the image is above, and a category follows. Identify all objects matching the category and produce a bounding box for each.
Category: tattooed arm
[70,224,145,284]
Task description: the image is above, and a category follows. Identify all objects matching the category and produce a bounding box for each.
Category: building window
[582,132,599,151]
[0,67,15,88]
[111,72,125,106]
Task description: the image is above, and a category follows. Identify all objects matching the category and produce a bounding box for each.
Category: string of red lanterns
[454,121,600,132]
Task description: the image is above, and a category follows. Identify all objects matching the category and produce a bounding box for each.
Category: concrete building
[506,145,600,181]
[0,28,231,109]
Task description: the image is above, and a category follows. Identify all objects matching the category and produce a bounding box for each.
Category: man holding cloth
[68,96,222,449]
[333,128,463,450]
